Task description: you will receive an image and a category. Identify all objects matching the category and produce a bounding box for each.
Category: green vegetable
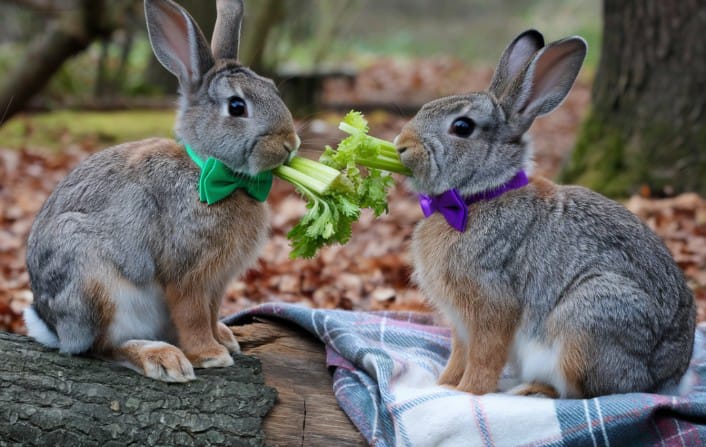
[273,110,408,259]
[273,157,360,259]
[335,111,412,176]
[320,111,409,215]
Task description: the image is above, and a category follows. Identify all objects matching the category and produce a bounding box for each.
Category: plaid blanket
[223,303,706,447]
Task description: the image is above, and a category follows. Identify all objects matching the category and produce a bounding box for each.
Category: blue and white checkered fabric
[224,303,706,447]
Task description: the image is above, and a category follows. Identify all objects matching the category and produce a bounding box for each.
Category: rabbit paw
[189,344,235,369]
[439,384,460,392]
[215,322,241,353]
[438,368,464,387]
[508,382,559,398]
[124,341,196,383]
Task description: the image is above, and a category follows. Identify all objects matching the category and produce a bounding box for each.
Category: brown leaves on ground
[220,178,428,317]
[626,194,706,322]
[0,145,97,333]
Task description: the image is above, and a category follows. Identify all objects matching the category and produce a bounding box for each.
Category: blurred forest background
[1,0,705,333]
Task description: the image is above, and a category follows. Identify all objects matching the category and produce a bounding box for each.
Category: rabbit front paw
[438,340,467,387]
[438,364,464,387]
[119,340,196,383]
[215,322,241,353]
[188,344,235,369]
[456,367,502,395]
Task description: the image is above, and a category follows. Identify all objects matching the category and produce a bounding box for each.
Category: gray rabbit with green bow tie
[24,0,299,382]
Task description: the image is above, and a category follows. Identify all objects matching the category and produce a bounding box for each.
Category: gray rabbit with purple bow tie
[394,30,695,398]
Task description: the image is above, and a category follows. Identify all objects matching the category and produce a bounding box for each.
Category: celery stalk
[336,113,412,176]
[272,110,411,259]
[273,164,329,195]
[287,156,340,182]
[355,157,411,175]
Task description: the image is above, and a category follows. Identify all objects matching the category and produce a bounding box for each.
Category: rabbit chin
[404,174,455,197]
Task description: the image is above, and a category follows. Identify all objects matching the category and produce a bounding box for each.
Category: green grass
[0,110,176,150]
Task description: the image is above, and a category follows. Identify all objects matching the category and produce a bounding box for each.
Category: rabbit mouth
[399,142,450,195]
[246,137,291,173]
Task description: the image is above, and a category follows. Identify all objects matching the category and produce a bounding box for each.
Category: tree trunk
[0,0,132,126]
[0,319,364,446]
[560,0,706,197]
[239,0,287,74]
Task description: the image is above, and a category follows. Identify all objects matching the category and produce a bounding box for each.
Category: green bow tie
[184,144,273,205]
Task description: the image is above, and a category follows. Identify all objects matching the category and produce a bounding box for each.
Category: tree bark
[0,331,276,447]
[560,0,706,197]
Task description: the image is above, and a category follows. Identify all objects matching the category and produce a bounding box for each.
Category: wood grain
[232,319,366,447]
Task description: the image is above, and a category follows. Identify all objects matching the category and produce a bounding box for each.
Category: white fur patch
[511,332,574,397]
[23,306,60,348]
[107,279,172,347]
[438,302,470,345]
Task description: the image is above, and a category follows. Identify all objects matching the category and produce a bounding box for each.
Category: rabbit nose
[283,134,300,153]
[394,128,418,155]
[394,134,410,154]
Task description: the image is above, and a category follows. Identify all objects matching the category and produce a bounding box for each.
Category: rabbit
[394,29,695,398]
[23,0,299,382]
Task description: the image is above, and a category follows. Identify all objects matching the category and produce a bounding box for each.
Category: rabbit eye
[450,117,475,138]
[227,96,247,117]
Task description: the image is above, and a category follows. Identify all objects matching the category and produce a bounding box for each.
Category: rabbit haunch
[24,0,298,382]
[398,30,695,398]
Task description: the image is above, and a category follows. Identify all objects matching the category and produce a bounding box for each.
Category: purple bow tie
[419,171,529,232]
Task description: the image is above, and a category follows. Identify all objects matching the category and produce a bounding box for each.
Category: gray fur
[26,0,298,356]
[212,0,244,60]
[398,30,695,397]
[441,187,694,395]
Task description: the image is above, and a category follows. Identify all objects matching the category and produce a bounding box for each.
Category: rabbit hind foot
[113,340,196,382]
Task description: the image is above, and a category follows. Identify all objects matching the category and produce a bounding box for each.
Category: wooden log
[0,331,276,446]
[0,319,365,446]
[232,318,365,446]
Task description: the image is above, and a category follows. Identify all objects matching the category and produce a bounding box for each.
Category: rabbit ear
[501,36,586,130]
[488,29,544,98]
[211,0,245,60]
[144,0,214,88]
